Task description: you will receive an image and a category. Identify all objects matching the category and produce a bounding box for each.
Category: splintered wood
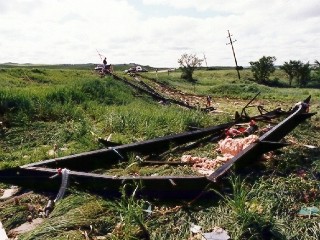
[181,135,259,176]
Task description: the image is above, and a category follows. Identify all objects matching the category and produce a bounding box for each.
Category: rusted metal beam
[22,122,233,171]
[114,73,216,112]
[0,167,209,198]
[112,73,196,110]
[22,98,293,172]
[134,77,163,97]
[207,100,315,182]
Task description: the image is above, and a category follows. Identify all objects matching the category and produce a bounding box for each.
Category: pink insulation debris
[181,135,259,176]
[218,135,259,156]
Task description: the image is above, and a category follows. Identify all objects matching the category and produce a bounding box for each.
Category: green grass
[0,66,319,239]
[141,69,320,101]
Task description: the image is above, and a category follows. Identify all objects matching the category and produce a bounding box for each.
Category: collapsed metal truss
[0,96,315,198]
[111,73,214,111]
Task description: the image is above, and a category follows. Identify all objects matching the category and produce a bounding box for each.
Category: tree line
[178,53,320,88]
[249,56,320,87]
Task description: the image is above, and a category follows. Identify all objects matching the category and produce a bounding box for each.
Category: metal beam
[207,102,315,182]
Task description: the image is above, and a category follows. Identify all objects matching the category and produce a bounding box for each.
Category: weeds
[19,193,112,240]
[215,176,286,239]
[105,184,150,239]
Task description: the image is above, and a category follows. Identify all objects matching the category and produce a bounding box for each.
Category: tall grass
[0,71,221,168]
[97,101,216,141]
[214,176,285,239]
[0,77,135,122]
[19,193,113,240]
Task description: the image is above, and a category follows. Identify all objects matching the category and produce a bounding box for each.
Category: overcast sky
[0,0,319,67]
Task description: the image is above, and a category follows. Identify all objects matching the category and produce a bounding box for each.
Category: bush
[0,90,33,114]
[208,83,266,98]
[46,88,85,104]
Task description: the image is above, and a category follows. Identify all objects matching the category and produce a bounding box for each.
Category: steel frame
[0,96,315,198]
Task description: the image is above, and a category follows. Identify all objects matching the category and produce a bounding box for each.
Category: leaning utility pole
[226,30,240,80]
[203,53,208,69]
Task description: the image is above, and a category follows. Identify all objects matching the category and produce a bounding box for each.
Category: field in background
[0,65,320,239]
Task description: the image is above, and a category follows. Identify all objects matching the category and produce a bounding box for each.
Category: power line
[226,30,241,80]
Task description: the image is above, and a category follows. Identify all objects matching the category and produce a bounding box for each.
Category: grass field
[0,66,320,239]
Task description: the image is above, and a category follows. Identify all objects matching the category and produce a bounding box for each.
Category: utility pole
[203,53,208,69]
[226,30,240,80]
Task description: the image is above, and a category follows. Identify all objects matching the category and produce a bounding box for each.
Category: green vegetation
[178,53,203,83]
[280,60,312,87]
[0,65,319,239]
[249,56,277,84]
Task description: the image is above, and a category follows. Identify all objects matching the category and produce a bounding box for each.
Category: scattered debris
[0,186,19,200]
[181,135,259,176]
[47,149,56,157]
[298,206,320,218]
[181,154,232,176]
[44,199,55,218]
[0,191,33,207]
[44,168,70,217]
[0,221,8,240]
[207,99,314,182]
[113,73,208,110]
[218,135,259,156]
[109,222,125,238]
[189,224,230,240]
[96,237,107,240]
[8,218,44,238]
[202,227,230,240]
[79,225,93,240]
[0,121,6,136]
[303,145,317,149]
[98,134,121,147]
[206,96,212,107]
[287,139,318,149]
[54,168,70,202]
[190,223,202,234]
[153,205,182,216]
[143,204,152,216]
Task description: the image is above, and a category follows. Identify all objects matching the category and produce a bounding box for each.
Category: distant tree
[249,56,276,84]
[313,60,320,84]
[178,53,203,83]
[236,66,244,70]
[296,62,311,87]
[280,60,301,86]
[280,60,311,87]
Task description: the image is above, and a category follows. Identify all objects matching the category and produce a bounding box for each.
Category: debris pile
[218,134,259,156]
[189,223,230,240]
[181,134,259,176]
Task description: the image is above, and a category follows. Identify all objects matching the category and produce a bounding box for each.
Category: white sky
[0,0,319,67]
